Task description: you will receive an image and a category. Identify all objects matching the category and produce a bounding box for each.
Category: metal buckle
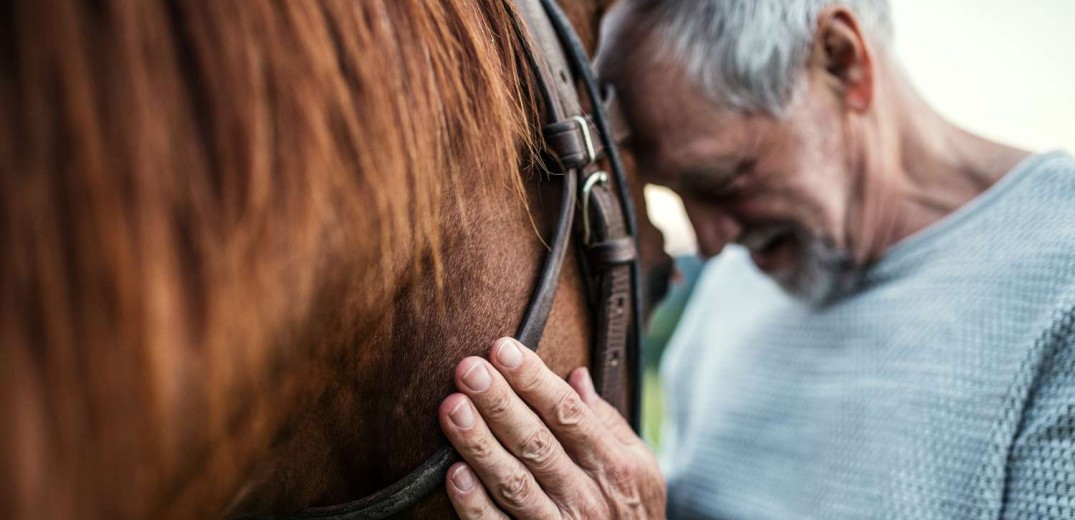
[569,115,596,167]
[581,171,609,245]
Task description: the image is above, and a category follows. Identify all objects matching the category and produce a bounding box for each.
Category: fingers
[451,356,595,499]
[486,338,620,469]
[445,463,510,520]
[442,338,665,518]
[486,337,651,515]
[568,367,641,449]
[439,394,560,518]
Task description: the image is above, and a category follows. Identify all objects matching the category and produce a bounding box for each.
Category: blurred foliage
[641,255,706,449]
[642,369,664,448]
[643,255,705,368]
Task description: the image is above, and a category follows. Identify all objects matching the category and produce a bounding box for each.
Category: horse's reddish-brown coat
[0,1,665,518]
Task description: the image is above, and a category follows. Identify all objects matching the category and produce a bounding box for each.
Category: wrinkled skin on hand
[438,337,667,519]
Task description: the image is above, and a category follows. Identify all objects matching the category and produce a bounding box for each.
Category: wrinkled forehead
[611,60,755,177]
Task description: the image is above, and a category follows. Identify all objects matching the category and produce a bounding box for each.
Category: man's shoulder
[892,151,1075,301]
[1008,149,1075,210]
[1028,149,1075,177]
[1000,150,1075,223]
[980,151,1075,279]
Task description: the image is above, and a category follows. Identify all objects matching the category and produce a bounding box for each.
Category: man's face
[621,62,862,304]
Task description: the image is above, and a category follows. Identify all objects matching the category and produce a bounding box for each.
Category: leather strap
[543,116,603,172]
[541,89,630,174]
[510,0,582,348]
[582,179,635,413]
[538,0,645,432]
[586,237,637,267]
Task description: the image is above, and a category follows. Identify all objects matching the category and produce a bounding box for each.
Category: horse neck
[224,0,615,515]
[223,168,594,515]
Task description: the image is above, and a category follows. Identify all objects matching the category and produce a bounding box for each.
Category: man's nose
[685,203,742,259]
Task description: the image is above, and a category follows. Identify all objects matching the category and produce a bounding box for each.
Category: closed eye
[685,159,756,199]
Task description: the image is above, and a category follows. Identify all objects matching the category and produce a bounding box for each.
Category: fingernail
[452,465,475,492]
[496,339,523,368]
[462,362,491,392]
[449,400,475,428]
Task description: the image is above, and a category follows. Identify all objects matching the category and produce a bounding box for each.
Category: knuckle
[553,390,587,427]
[517,427,557,467]
[604,457,638,492]
[462,431,494,463]
[484,390,512,421]
[602,459,645,517]
[497,469,537,510]
[460,498,493,519]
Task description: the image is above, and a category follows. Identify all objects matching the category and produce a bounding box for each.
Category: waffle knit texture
[660,151,1075,519]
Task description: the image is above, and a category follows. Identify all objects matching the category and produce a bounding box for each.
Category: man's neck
[863,68,1029,257]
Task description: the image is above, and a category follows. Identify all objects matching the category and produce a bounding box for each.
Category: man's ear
[810,7,874,112]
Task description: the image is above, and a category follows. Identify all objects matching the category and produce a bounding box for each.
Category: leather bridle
[251,0,643,517]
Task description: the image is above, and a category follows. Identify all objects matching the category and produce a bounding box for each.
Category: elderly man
[437,0,1075,518]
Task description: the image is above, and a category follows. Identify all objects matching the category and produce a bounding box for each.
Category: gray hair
[601,0,893,115]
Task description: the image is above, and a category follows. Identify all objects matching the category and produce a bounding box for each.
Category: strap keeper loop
[586,238,637,269]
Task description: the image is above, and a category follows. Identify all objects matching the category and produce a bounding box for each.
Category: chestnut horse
[0,0,667,518]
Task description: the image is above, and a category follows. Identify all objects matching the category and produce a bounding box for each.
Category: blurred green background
[641,255,705,449]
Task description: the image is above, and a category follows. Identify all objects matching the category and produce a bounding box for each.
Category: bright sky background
[646,1,1075,256]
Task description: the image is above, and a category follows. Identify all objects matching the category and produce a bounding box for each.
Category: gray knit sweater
[660,151,1075,519]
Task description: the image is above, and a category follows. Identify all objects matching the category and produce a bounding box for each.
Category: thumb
[568,367,642,448]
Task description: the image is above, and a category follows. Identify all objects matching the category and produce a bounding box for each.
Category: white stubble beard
[770,229,861,307]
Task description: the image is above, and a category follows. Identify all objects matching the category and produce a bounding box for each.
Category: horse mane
[0,0,538,516]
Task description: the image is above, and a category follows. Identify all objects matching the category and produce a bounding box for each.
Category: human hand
[438,337,666,519]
